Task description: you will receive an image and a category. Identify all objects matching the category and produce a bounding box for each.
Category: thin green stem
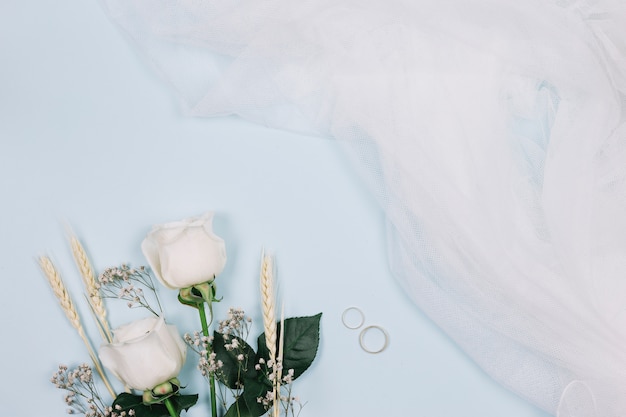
[164,397,179,417]
[198,305,218,417]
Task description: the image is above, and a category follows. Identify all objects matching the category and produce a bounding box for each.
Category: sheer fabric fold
[100,0,626,415]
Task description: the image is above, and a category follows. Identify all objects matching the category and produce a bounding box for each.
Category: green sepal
[257,313,322,381]
[178,281,221,309]
[178,287,202,308]
[142,378,181,405]
[111,392,198,417]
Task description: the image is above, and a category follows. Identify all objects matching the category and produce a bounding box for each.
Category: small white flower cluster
[98,265,162,316]
[184,307,252,387]
[254,358,303,416]
[257,390,275,407]
[266,358,281,383]
[51,364,135,417]
[184,331,214,348]
[282,369,295,384]
[255,382,304,417]
[184,332,224,376]
[219,308,253,375]
[217,307,252,339]
[224,336,240,351]
[51,363,93,389]
[110,404,135,417]
[98,265,138,284]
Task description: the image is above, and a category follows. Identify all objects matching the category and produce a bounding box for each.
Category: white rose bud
[141,212,227,289]
[99,317,187,391]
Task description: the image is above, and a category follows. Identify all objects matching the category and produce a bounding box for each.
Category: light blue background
[0,1,552,416]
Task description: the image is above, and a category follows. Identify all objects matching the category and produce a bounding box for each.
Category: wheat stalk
[40,256,83,331]
[39,256,117,399]
[70,235,112,343]
[275,302,285,417]
[259,252,281,414]
[260,252,277,363]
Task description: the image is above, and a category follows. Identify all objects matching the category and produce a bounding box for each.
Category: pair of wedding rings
[341,306,389,354]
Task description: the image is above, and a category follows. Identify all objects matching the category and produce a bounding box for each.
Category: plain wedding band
[341,306,365,329]
[359,325,389,354]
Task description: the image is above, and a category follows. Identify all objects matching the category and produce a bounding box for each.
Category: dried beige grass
[260,252,277,364]
[39,256,116,398]
[259,253,277,412]
[70,235,112,342]
[40,256,82,331]
[259,252,285,417]
[275,302,285,417]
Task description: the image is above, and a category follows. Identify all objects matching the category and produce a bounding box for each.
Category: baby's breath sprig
[218,308,253,403]
[184,332,220,376]
[277,375,306,417]
[280,387,305,417]
[51,364,132,417]
[217,307,252,341]
[255,366,306,417]
[185,308,254,410]
[254,355,306,417]
[98,265,163,317]
[184,331,229,409]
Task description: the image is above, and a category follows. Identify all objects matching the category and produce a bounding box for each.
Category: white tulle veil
[99,0,626,415]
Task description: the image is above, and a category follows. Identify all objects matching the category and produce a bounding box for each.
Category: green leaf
[171,395,199,412]
[224,396,252,417]
[111,393,198,417]
[213,331,258,389]
[257,313,322,381]
[241,375,272,417]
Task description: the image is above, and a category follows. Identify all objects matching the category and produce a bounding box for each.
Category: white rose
[99,317,187,391]
[141,212,227,289]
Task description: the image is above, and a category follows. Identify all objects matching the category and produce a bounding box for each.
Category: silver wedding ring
[341,306,365,329]
[342,307,389,353]
[359,325,389,354]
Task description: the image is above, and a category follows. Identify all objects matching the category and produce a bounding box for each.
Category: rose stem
[198,305,218,417]
[164,397,179,417]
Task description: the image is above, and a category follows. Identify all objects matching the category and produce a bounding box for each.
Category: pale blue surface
[0,1,552,416]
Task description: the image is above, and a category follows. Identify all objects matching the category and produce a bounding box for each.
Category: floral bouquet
[41,212,321,417]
